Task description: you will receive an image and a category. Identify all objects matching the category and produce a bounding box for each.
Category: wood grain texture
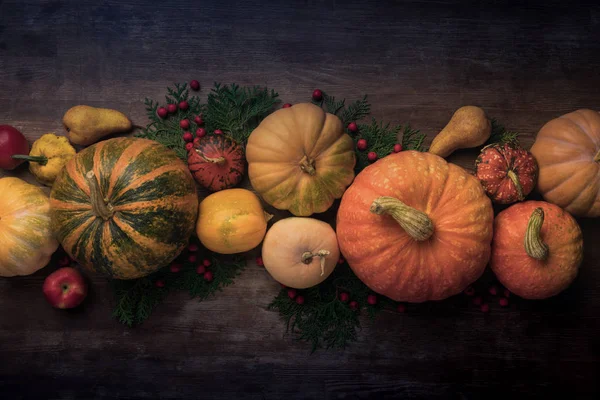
[1,0,600,398]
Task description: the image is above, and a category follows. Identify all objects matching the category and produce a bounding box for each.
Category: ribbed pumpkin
[0,177,59,277]
[49,137,199,279]
[246,103,356,216]
[187,134,245,192]
[336,151,494,302]
[530,109,600,217]
[490,201,583,299]
[475,143,538,204]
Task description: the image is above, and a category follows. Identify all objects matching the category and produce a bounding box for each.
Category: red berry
[282,103,292,108]
[190,80,200,91]
[480,303,490,313]
[180,119,190,129]
[188,254,197,263]
[349,300,359,311]
[185,142,194,151]
[204,271,214,282]
[157,107,168,119]
[287,289,297,299]
[464,286,475,296]
[356,139,368,151]
[393,144,403,153]
[347,122,358,133]
[182,132,193,142]
[295,295,305,305]
[179,101,189,111]
[367,294,378,305]
[312,89,323,101]
[256,256,264,266]
[397,303,406,313]
[488,286,498,296]
[155,280,165,288]
[499,297,509,307]
[188,243,198,252]
[196,128,206,138]
[194,116,204,125]
[214,129,223,135]
[504,289,511,298]
[58,256,71,267]
[337,257,345,264]
[339,292,349,303]
[196,265,206,274]
[367,151,378,162]
[170,264,181,273]
[203,259,211,267]
[473,296,483,306]
[167,103,177,114]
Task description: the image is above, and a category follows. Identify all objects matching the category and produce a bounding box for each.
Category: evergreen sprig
[111,243,246,327]
[204,83,280,144]
[486,118,520,146]
[136,82,279,159]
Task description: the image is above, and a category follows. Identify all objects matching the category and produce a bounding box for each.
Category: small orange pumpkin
[246,103,356,216]
[530,109,600,217]
[196,188,272,254]
[490,200,583,299]
[261,217,339,289]
[336,151,494,302]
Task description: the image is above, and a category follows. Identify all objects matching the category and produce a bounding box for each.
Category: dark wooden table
[1,1,599,399]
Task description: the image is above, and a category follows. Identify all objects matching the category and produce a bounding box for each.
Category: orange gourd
[261,217,339,289]
[490,201,583,299]
[246,103,356,216]
[0,177,59,277]
[530,109,600,217]
[196,188,272,254]
[336,151,494,302]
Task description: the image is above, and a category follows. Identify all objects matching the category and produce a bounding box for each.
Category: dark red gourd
[475,143,538,204]
[187,134,245,192]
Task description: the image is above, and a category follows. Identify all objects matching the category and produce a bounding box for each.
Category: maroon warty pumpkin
[475,143,538,204]
[187,134,245,192]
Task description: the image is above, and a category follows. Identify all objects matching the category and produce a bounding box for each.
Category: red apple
[43,267,88,309]
[0,125,30,170]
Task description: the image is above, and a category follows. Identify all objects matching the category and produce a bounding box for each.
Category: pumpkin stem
[370,196,434,241]
[264,211,274,222]
[195,150,226,165]
[301,250,330,276]
[11,154,49,166]
[299,155,316,176]
[524,207,549,261]
[594,149,600,163]
[85,171,114,221]
[507,169,524,201]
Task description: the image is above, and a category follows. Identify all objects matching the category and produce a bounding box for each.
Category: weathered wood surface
[1,0,599,398]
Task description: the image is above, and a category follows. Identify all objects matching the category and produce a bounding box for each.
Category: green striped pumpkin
[49,137,199,279]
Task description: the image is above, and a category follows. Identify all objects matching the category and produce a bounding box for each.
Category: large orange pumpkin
[336,151,494,302]
[246,103,356,216]
[490,201,583,299]
[530,109,600,217]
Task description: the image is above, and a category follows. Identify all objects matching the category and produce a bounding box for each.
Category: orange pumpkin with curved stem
[530,109,600,217]
[336,151,494,302]
[490,200,583,299]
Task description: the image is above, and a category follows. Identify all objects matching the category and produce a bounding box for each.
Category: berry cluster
[154,241,215,288]
[463,283,511,313]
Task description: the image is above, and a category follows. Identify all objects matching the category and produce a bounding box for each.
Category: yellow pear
[62,105,132,146]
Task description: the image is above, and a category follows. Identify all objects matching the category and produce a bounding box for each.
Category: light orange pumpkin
[196,188,272,254]
[261,217,339,289]
[0,177,59,277]
[530,109,600,217]
[336,151,494,302]
[490,200,583,299]
[246,103,356,216]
